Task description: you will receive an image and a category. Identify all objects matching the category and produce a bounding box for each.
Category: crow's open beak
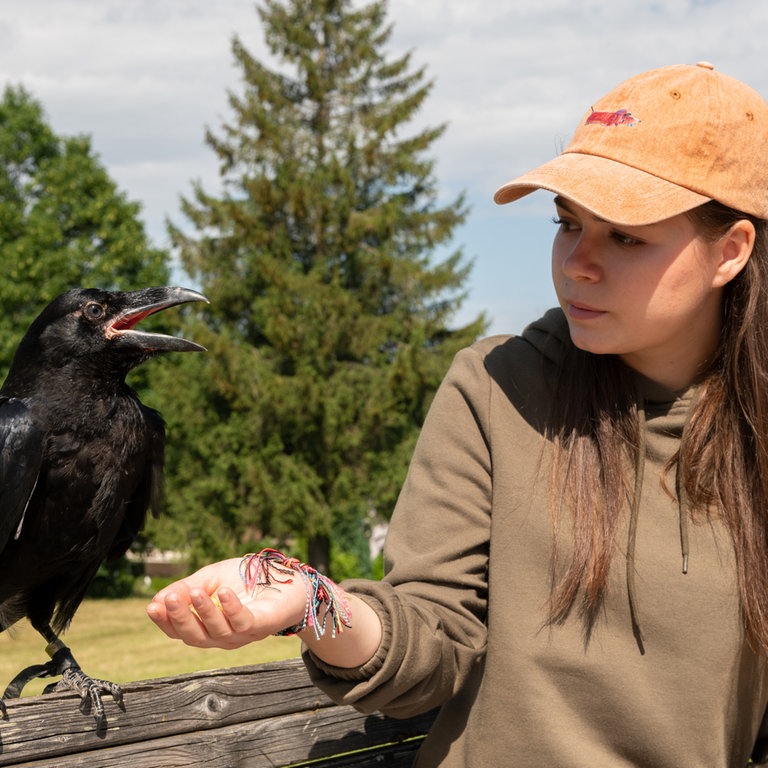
[107,287,208,353]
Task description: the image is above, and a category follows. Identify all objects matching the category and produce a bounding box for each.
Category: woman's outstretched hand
[146,555,384,668]
[146,557,307,650]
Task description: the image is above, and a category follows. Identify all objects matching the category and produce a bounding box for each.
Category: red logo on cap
[585,108,639,127]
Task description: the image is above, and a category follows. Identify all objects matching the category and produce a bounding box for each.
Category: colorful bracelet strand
[239,548,352,639]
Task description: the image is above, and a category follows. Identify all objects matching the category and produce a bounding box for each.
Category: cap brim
[493,153,711,226]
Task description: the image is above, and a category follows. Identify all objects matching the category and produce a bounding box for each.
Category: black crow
[0,286,207,726]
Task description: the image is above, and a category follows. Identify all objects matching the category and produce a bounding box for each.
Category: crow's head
[5,287,208,384]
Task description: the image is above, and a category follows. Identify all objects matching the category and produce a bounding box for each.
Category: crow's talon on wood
[2,641,123,727]
[44,667,124,727]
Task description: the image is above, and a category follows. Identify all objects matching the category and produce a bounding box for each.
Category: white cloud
[1,0,766,334]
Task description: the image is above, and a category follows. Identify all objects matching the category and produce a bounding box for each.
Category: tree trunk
[307,533,331,575]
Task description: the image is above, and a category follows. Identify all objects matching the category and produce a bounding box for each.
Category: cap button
[696,61,715,70]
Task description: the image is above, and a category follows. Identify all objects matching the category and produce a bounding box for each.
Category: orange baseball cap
[494,63,768,225]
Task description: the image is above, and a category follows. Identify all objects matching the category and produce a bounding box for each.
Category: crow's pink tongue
[111,309,155,332]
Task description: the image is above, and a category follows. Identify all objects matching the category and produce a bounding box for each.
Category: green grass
[0,597,301,698]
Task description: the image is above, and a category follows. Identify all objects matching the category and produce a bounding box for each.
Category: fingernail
[217,589,231,604]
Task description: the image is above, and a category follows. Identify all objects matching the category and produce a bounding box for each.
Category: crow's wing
[0,397,45,551]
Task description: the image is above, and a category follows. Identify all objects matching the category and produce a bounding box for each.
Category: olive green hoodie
[305,308,768,766]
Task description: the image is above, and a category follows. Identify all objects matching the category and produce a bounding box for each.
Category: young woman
[147,63,768,765]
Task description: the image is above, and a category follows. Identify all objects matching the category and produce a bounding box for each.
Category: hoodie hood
[520,307,572,368]
[521,306,694,407]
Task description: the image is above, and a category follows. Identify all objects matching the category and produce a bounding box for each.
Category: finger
[161,591,221,647]
[146,592,197,641]
[189,589,263,648]
[216,588,263,636]
[152,579,192,604]
[147,583,198,640]
[146,600,182,639]
[189,589,235,640]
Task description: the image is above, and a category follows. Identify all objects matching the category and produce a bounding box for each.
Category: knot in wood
[204,693,223,715]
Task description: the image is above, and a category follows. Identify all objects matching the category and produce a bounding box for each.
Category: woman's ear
[712,219,755,287]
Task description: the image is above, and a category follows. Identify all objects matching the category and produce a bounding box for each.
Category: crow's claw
[44,667,123,727]
[1,640,122,728]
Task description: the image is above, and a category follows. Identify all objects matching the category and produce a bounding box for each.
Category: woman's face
[551,196,751,390]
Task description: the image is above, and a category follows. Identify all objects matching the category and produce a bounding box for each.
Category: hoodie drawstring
[676,472,690,575]
[627,391,647,655]
[674,389,700,577]
[627,386,695,655]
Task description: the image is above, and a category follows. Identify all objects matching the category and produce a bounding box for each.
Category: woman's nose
[556,235,602,282]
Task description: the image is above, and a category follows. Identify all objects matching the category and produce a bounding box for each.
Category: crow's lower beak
[107,287,208,353]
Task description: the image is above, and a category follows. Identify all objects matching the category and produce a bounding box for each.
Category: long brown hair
[548,200,768,652]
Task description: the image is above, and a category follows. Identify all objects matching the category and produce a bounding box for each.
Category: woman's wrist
[240,548,352,639]
[300,592,383,668]
[238,548,382,668]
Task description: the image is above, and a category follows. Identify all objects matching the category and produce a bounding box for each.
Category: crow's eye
[83,302,106,321]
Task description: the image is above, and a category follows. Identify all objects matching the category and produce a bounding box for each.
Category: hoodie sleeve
[303,343,494,717]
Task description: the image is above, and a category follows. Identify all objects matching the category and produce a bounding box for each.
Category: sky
[1,0,767,335]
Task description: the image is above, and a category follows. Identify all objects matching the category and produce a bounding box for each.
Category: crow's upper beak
[106,287,208,353]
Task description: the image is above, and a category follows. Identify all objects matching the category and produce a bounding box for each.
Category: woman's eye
[552,216,579,232]
[84,302,105,320]
[611,230,644,246]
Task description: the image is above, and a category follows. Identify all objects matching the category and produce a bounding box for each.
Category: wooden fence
[0,658,437,767]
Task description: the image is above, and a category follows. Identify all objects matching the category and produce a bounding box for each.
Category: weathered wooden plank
[4,704,435,767]
[0,659,436,768]
[0,659,334,765]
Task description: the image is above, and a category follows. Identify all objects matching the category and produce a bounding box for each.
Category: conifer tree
[160,0,486,574]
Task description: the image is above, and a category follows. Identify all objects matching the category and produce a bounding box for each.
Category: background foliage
[0,85,171,379]
[0,0,486,582]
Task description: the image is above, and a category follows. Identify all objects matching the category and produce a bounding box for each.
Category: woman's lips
[566,302,606,320]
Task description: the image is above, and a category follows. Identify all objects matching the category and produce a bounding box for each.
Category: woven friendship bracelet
[239,548,352,639]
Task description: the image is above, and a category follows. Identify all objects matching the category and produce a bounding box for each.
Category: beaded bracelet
[239,548,352,640]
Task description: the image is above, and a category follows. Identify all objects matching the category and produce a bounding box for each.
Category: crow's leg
[42,638,123,724]
[2,629,123,728]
